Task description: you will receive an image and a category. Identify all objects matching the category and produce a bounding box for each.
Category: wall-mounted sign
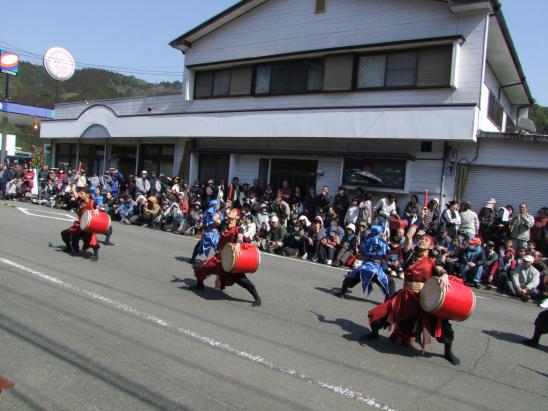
[44,47,75,81]
[0,51,20,76]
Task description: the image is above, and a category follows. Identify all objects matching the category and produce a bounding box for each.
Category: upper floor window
[487,92,504,129]
[194,66,253,98]
[255,59,324,95]
[356,46,452,89]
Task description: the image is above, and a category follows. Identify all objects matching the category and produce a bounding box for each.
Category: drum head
[221,244,236,273]
[420,277,444,313]
[80,210,91,231]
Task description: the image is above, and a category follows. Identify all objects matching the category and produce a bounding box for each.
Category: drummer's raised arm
[403,224,418,253]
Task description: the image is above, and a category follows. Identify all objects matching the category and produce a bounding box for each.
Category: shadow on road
[177,278,252,303]
[314,286,380,305]
[312,310,439,359]
[483,330,548,353]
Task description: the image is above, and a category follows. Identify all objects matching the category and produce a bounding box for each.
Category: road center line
[0,257,397,411]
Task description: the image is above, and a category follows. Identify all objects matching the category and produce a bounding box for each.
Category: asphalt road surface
[0,202,546,411]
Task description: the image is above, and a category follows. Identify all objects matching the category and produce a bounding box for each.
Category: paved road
[0,202,546,411]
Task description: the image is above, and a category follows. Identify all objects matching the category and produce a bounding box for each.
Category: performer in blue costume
[190,199,222,262]
[335,225,395,300]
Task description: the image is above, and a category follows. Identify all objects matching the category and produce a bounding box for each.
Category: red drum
[420,276,476,321]
[221,243,260,274]
[80,211,111,234]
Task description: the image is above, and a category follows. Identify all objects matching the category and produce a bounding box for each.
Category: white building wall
[457,139,548,170]
[185,0,487,108]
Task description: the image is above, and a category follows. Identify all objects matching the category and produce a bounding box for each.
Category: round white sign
[44,47,75,81]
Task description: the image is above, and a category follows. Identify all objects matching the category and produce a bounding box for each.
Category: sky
[1,0,547,105]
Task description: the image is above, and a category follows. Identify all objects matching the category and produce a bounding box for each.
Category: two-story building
[40,0,547,211]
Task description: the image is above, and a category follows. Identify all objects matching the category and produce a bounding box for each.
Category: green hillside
[0,61,182,150]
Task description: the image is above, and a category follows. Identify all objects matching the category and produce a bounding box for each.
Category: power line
[0,42,184,77]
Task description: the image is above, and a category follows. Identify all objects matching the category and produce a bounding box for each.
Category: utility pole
[1,74,9,164]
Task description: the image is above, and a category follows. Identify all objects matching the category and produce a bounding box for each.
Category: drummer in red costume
[191,207,262,307]
[61,186,101,261]
[365,224,460,365]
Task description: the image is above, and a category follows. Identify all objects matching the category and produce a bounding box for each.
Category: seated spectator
[326,217,344,239]
[527,241,536,255]
[264,216,287,254]
[113,195,133,224]
[332,223,358,268]
[507,255,541,301]
[180,208,202,235]
[386,228,405,278]
[482,241,499,288]
[459,237,485,289]
[92,186,104,207]
[533,251,548,300]
[321,231,340,265]
[144,196,162,228]
[282,222,306,257]
[492,250,517,291]
[129,195,147,225]
[301,216,326,262]
[356,221,368,243]
[241,215,257,243]
[262,184,274,204]
[257,203,270,231]
[435,226,452,250]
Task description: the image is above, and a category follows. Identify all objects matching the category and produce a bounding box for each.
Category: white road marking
[0,257,397,410]
[16,207,77,222]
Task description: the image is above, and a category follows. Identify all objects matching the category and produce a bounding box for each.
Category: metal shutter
[229,66,252,96]
[416,46,452,87]
[463,166,548,214]
[323,54,354,91]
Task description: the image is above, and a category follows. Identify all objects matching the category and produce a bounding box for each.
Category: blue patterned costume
[344,225,391,297]
[201,200,221,256]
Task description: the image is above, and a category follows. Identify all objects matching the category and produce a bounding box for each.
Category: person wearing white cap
[332,223,358,268]
[507,254,541,301]
[135,170,151,197]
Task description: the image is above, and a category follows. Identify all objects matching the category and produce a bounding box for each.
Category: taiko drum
[221,243,260,274]
[420,276,476,321]
[80,211,111,234]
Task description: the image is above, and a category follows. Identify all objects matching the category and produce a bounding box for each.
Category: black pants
[61,229,99,252]
[341,273,395,298]
[222,274,260,301]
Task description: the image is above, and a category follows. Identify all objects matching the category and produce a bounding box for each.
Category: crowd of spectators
[1,162,547,306]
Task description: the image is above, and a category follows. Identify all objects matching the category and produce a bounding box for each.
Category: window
[357,46,452,89]
[385,52,417,87]
[315,0,326,13]
[254,59,325,95]
[487,93,504,129]
[343,158,406,190]
[194,67,252,98]
[357,55,386,88]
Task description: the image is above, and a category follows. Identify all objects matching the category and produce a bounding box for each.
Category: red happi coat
[68,199,98,247]
[368,253,442,348]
